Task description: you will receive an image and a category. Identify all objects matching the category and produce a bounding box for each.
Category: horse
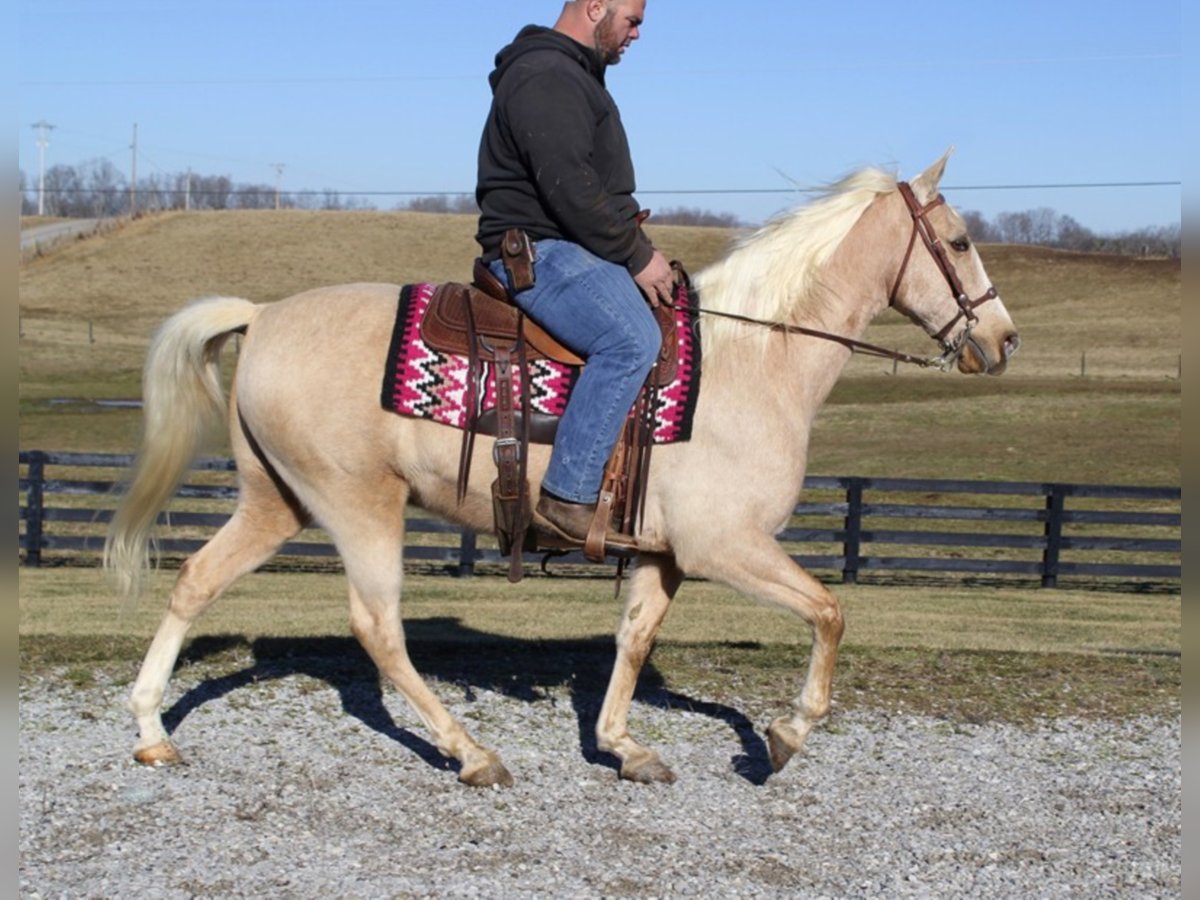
[106,151,1020,787]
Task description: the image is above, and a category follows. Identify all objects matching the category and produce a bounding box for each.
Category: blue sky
[17,0,1180,233]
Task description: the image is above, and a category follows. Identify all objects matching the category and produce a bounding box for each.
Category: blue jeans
[488,240,660,504]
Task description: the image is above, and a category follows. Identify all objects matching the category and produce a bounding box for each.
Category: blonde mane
[692,167,898,357]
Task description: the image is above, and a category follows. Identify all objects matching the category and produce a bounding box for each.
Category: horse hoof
[459,755,514,788]
[767,717,814,773]
[133,741,184,767]
[620,753,677,785]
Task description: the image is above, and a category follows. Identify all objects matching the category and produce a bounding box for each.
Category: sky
[17,0,1181,234]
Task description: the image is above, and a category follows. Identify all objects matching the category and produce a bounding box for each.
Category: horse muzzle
[958,329,1021,375]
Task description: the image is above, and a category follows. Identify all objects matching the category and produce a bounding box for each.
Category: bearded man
[475,0,674,552]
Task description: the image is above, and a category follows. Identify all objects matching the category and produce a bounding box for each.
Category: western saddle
[418,230,681,582]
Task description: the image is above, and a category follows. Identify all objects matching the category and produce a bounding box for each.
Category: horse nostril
[1004,333,1021,360]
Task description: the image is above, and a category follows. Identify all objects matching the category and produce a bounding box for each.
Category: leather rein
[667,181,999,371]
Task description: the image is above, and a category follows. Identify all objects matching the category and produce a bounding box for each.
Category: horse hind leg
[129,462,307,765]
[595,554,683,783]
[324,480,513,787]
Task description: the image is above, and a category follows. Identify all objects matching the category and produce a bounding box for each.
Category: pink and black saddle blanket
[381,280,701,444]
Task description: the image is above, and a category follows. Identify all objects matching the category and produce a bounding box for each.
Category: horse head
[887,150,1021,375]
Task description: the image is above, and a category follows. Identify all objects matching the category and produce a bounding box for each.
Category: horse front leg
[595,554,683,783]
[696,532,845,774]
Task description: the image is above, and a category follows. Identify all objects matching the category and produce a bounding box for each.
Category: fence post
[24,451,46,567]
[1041,485,1066,588]
[841,478,864,584]
[457,530,477,577]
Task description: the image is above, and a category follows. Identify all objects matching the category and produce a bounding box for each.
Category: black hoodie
[474,25,654,275]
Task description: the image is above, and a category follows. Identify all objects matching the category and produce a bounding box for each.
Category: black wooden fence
[18,451,1181,588]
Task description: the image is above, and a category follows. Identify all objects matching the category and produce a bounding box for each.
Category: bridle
[665,181,1001,371]
[888,181,999,366]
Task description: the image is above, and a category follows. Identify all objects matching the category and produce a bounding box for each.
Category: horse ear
[910,146,954,204]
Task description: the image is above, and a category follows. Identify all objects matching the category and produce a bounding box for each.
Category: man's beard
[594,10,623,65]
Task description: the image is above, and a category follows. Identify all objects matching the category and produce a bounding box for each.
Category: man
[475,0,675,552]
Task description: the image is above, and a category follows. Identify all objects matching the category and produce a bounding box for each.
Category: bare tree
[190,174,233,210]
[963,207,1179,258]
[1027,207,1058,246]
[995,210,1033,244]
[400,194,476,214]
[233,183,276,209]
[313,190,376,210]
[960,209,998,242]
[403,195,451,213]
[19,169,35,215]
[42,165,84,216]
[650,206,742,228]
[81,159,127,217]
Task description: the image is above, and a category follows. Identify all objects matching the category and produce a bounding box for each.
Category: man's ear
[585,0,607,24]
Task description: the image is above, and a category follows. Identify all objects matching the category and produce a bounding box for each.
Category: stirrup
[531,516,639,561]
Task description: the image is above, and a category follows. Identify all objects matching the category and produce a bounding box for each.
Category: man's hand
[633,250,674,308]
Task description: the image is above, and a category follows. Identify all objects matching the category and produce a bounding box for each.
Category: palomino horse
[106,152,1019,786]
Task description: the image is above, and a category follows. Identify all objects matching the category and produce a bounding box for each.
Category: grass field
[17,209,1181,722]
[17,567,1181,723]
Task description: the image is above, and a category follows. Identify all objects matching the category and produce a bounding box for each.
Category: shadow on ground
[165,619,776,784]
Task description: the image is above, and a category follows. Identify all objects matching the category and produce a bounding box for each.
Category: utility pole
[184,168,191,211]
[31,120,55,215]
[129,123,138,216]
[272,163,285,210]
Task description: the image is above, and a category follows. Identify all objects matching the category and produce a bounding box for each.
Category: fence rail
[18,451,1181,588]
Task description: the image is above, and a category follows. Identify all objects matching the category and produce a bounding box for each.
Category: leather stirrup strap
[490,337,528,582]
[456,289,480,504]
[585,432,625,564]
[629,374,658,534]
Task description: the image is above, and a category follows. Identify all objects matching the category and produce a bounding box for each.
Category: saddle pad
[381,281,701,444]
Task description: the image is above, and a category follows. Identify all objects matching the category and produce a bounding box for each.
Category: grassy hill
[18,210,1180,484]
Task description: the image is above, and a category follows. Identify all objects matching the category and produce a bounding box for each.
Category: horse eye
[949,237,971,252]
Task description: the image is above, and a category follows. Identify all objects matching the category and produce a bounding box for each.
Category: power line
[643,181,1182,196]
[18,51,1179,88]
[30,180,1177,198]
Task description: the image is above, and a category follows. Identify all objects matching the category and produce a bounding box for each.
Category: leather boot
[534,494,637,556]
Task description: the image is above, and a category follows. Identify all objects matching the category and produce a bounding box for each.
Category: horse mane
[692,167,898,358]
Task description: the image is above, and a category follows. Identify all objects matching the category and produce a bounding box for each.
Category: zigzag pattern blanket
[381,281,701,444]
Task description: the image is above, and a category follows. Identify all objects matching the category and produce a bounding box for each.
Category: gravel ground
[19,659,1180,898]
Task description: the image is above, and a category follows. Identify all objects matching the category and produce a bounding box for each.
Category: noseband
[889,182,999,363]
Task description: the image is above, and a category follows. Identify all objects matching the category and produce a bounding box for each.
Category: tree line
[959,208,1179,259]
[18,161,1179,258]
[17,160,374,216]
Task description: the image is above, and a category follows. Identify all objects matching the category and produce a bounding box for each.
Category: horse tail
[105,296,260,600]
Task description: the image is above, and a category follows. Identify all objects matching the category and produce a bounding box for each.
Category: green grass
[18,568,1180,724]
[18,571,1180,724]
[18,567,1179,653]
[814,376,1179,485]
